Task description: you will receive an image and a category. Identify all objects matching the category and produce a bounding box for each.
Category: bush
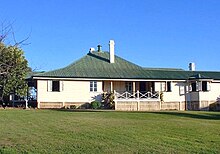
[70,105,77,109]
[78,103,91,109]
[102,92,115,109]
[209,102,220,111]
[91,101,101,109]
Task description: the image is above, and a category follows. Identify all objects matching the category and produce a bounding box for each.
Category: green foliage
[70,105,77,109]
[91,101,101,109]
[209,102,220,111]
[0,43,29,102]
[102,92,115,109]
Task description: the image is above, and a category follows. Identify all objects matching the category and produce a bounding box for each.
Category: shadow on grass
[47,108,114,113]
[150,111,220,120]
[47,109,220,120]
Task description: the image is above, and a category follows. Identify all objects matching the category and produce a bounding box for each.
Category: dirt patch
[0,138,15,148]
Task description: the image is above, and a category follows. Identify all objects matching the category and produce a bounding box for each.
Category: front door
[139,82,146,93]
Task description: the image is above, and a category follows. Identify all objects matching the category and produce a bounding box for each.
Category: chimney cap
[109,40,115,45]
[97,45,102,52]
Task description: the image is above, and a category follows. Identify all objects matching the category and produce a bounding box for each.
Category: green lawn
[0,109,219,154]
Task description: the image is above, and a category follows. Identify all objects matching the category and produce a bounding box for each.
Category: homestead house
[28,40,220,111]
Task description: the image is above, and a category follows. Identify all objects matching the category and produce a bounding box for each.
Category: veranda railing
[114,90,160,100]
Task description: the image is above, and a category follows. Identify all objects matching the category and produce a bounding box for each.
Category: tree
[0,23,30,104]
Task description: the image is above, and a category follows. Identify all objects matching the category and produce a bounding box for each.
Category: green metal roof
[142,69,220,80]
[32,51,220,80]
[33,51,146,79]
[188,73,212,80]
[144,67,184,71]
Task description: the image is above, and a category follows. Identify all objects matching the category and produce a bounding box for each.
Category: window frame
[125,82,132,92]
[190,81,211,92]
[90,81,97,92]
[191,82,197,92]
[202,81,211,92]
[48,80,63,92]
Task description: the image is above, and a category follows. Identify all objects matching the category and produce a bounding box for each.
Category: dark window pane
[191,82,197,92]
[125,82,132,92]
[94,81,97,88]
[202,81,207,91]
[52,81,60,92]
[90,81,97,92]
[167,82,171,92]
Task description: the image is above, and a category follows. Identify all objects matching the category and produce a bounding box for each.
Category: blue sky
[1,0,220,71]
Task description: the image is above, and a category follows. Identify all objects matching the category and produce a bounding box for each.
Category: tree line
[0,23,30,104]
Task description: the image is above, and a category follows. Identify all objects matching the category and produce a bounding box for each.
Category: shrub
[79,103,91,109]
[209,102,220,111]
[70,105,77,109]
[91,101,101,109]
[102,92,115,109]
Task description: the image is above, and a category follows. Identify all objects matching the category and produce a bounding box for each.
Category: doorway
[139,82,146,93]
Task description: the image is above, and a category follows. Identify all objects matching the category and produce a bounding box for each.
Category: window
[90,81,97,92]
[166,81,172,92]
[202,81,207,91]
[190,81,210,92]
[202,81,211,91]
[191,82,197,92]
[125,82,132,92]
[48,80,63,92]
[52,81,60,91]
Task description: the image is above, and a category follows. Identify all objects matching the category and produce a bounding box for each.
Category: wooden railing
[114,90,160,100]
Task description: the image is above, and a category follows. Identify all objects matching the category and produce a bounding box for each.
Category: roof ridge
[143,67,184,71]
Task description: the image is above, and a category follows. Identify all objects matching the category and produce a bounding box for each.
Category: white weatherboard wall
[155,81,186,102]
[205,82,220,101]
[154,82,160,91]
[37,80,103,104]
[163,81,186,102]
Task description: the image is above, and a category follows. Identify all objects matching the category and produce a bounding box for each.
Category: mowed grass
[0,110,220,154]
